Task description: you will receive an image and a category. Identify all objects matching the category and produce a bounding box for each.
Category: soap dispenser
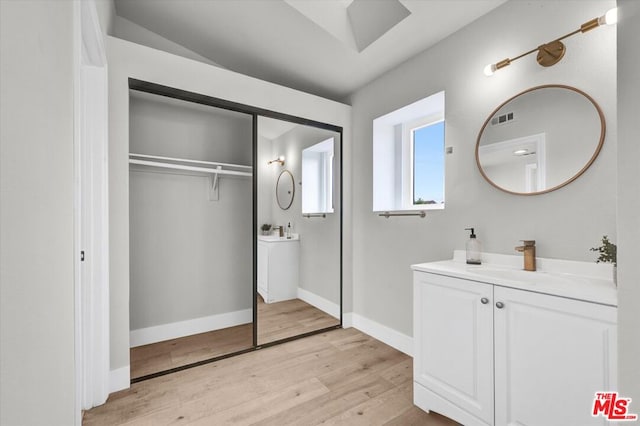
[286,222,292,239]
[465,228,482,265]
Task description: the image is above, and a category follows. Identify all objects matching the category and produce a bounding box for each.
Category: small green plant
[261,223,272,232]
[590,235,617,266]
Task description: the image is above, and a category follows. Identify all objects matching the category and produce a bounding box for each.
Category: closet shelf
[129,153,252,202]
[128,153,252,177]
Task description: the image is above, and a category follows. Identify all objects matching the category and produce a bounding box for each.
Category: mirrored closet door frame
[128,78,343,382]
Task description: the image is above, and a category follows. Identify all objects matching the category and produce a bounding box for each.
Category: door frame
[74,0,110,419]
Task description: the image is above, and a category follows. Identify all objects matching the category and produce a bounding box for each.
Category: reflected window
[302,138,334,214]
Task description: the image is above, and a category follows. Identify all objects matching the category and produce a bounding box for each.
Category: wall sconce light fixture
[268,155,285,166]
[484,8,617,76]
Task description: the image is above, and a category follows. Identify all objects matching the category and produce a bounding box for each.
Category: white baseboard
[349,313,413,357]
[297,287,340,319]
[109,366,130,393]
[342,312,353,328]
[129,309,252,348]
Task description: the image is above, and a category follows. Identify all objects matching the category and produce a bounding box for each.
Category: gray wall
[95,0,116,36]
[257,135,274,230]
[114,15,222,67]
[129,94,252,331]
[260,124,342,305]
[0,1,76,424]
[350,0,617,337]
[95,0,222,67]
[617,0,640,404]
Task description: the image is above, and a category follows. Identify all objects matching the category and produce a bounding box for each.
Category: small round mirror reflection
[476,85,605,195]
[276,169,295,210]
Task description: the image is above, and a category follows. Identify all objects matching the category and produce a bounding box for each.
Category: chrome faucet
[515,240,536,271]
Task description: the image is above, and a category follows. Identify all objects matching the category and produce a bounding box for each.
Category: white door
[493,287,617,426]
[414,273,494,425]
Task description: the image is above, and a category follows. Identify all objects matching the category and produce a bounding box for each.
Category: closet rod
[129,153,252,170]
[129,159,252,177]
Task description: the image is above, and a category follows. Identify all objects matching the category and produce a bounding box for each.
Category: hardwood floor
[130,324,253,379]
[85,328,460,425]
[257,296,339,344]
[130,298,339,379]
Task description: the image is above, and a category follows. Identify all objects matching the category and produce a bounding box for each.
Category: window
[373,91,445,211]
[412,120,445,205]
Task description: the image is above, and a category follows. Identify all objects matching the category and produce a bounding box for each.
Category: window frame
[372,90,445,213]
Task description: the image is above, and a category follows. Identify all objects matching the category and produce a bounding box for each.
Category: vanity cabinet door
[257,242,269,301]
[414,272,494,426]
[493,286,617,426]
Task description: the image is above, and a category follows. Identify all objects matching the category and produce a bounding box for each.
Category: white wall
[0,1,76,424]
[350,0,616,337]
[129,95,253,332]
[616,0,640,404]
[107,36,351,385]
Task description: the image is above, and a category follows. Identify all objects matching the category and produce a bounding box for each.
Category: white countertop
[412,250,617,307]
[258,233,299,242]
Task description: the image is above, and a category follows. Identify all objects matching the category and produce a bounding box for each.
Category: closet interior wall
[128,91,253,348]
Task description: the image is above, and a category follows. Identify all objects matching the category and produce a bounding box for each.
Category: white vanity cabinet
[413,255,617,426]
[257,236,299,304]
[413,273,494,425]
[493,285,616,426]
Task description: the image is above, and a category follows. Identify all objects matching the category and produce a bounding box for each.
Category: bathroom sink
[465,266,591,287]
[412,250,616,306]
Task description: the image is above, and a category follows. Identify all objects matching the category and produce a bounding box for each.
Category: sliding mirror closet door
[128,91,254,379]
[256,116,341,345]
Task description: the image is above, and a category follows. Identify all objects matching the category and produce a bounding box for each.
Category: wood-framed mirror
[476,84,605,195]
[276,169,295,210]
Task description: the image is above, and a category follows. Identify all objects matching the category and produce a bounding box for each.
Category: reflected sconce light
[268,155,285,166]
[483,8,617,76]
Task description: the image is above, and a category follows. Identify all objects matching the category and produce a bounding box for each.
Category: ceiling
[114,0,507,103]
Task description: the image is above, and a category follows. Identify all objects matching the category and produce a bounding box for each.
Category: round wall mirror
[276,169,295,210]
[476,85,605,195]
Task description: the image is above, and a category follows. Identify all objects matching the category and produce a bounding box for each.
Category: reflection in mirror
[276,169,295,210]
[128,90,253,380]
[302,138,334,214]
[257,116,341,345]
[476,85,605,195]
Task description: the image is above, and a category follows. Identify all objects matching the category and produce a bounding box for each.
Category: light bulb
[599,7,618,25]
[483,63,496,77]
